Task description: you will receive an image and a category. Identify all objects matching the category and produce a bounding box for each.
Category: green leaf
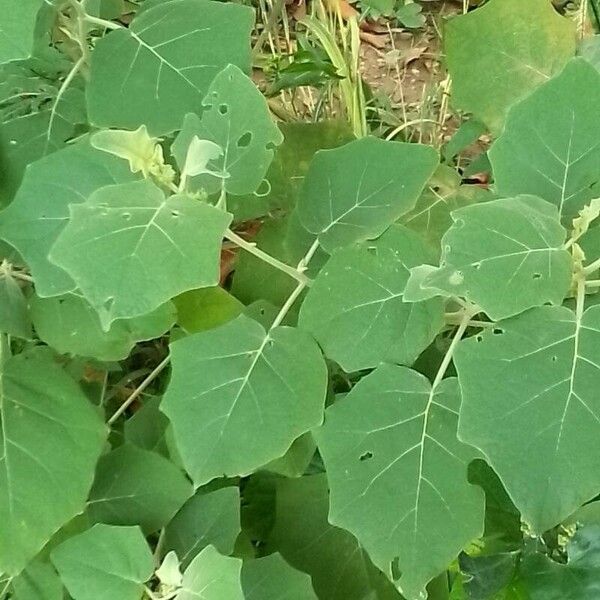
[177,545,243,600]
[51,524,154,600]
[0,140,138,297]
[162,314,327,485]
[87,444,192,534]
[49,179,232,329]
[0,269,31,339]
[455,305,600,533]
[519,525,600,599]
[296,136,438,252]
[489,59,600,221]
[444,0,575,134]
[86,0,254,135]
[124,397,170,457]
[409,196,572,320]
[0,349,106,575]
[262,433,316,478]
[241,553,317,599]
[0,0,41,65]
[299,224,444,372]
[11,559,63,600]
[163,486,241,569]
[266,474,403,600]
[31,292,175,360]
[315,365,484,599]
[172,65,283,196]
[174,287,243,334]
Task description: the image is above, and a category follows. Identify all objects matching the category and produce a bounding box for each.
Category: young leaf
[241,553,318,600]
[49,179,232,329]
[489,59,600,221]
[296,136,438,252]
[315,365,484,599]
[0,0,41,65]
[87,444,193,534]
[266,474,402,600]
[51,524,154,600]
[86,0,254,135]
[0,349,106,575]
[172,65,283,196]
[31,293,175,360]
[412,196,573,321]
[299,225,444,372]
[455,305,600,533]
[163,486,241,568]
[0,140,138,297]
[162,314,327,485]
[444,0,575,134]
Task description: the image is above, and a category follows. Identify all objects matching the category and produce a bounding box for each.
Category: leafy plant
[0,0,599,599]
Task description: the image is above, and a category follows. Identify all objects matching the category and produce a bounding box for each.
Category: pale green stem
[224,229,312,286]
[83,13,122,30]
[586,279,600,288]
[107,355,170,425]
[583,256,600,275]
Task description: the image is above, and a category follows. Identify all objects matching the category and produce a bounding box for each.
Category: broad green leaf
[315,365,484,599]
[49,179,232,329]
[444,0,575,134]
[31,292,175,360]
[459,553,519,600]
[228,120,354,221]
[124,397,170,457]
[262,433,316,478]
[299,225,444,372]
[87,444,192,534]
[0,0,41,65]
[0,140,138,297]
[489,59,600,221]
[174,287,243,334]
[11,559,63,600]
[162,314,327,485]
[51,524,153,600]
[163,486,241,568]
[0,349,106,575]
[296,136,438,252]
[87,0,254,135]
[83,0,123,19]
[177,545,243,600]
[0,269,31,339]
[412,196,572,320]
[578,35,600,71]
[455,305,600,532]
[172,65,283,196]
[241,553,317,600]
[266,474,402,600]
[519,525,600,599]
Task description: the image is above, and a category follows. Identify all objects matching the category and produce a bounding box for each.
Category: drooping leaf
[0,349,106,575]
[455,305,600,533]
[0,140,138,297]
[31,292,175,360]
[172,65,283,196]
[177,545,243,600]
[51,524,154,600]
[409,196,573,320]
[162,314,327,485]
[163,486,241,569]
[444,0,575,134]
[296,136,438,252]
[87,444,192,534]
[0,269,31,338]
[173,287,243,334]
[299,224,444,372]
[10,559,63,600]
[241,553,318,600]
[49,179,232,328]
[315,365,484,599]
[86,0,254,135]
[266,474,403,600]
[489,59,600,221]
[0,0,42,65]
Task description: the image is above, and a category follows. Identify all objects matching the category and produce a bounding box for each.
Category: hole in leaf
[367,246,377,256]
[476,335,483,343]
[473,262,481,270]
[171,210,180,218]
[359,451,373,462]
[122,212,131,220]
[532,273,542,279]
[492,328,504,335]
[237,132,252,148]
[552,355,558,362]
[218,104,228,115]
[103,297,114,311]
[390,557,402,581]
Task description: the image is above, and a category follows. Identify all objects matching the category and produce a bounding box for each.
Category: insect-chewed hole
[171,210,180,218]
[103,297,114,311]
[476,335,483,343]
[492,328,504,336]
[367,246,377,256]
[237,132,252,148]
[121,212,131,220]
[390,557,402,581]
[218,104,228,115]
[552,355,558,363]
[473,262,481,270]
[532,273,542,279]
[359,451,373,462]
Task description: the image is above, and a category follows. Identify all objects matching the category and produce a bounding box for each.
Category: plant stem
[583,256,600,275]
[224,229,312,286]
[586,279,600,288]
[83,13,122,30]
[107,355,170,425]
